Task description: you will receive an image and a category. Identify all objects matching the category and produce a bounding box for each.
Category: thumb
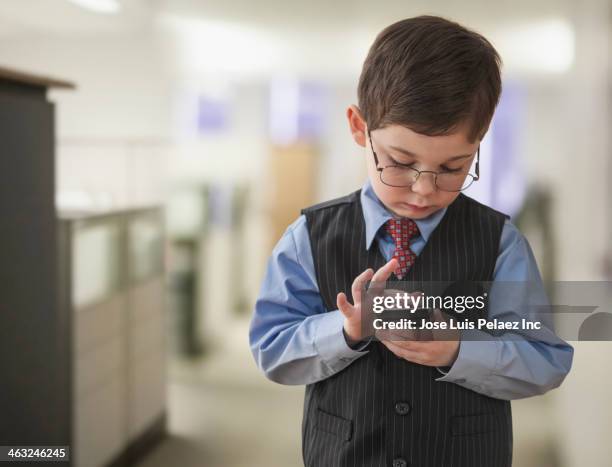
[432,308,444,322]
[337,292,355,320]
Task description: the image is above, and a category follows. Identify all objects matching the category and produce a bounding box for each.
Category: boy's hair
[358,15,502,143]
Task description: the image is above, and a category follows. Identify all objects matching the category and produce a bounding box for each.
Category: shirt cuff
[434,328,501,392]
[313,310,370,373]
[343,328,373,351]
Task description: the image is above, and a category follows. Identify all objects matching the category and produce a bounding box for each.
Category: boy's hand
[337,258,399,345]
[379,309,460,367]
[380,338,460,367]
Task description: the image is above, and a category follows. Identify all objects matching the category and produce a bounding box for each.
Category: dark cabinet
[0,67,74,449]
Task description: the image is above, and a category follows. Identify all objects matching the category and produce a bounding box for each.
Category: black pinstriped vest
[300,189,512,467]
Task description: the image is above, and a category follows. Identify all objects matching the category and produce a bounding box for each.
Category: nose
[410,172,436,196]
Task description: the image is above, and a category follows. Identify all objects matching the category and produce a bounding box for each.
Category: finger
[377,331,427,350]
[337,292,355,320]
[378,328,419,343]
[362,260,396,305]
[381,339,425,364]
[370,258,399,287]
[351,268,374,306]
[432,308,447,322]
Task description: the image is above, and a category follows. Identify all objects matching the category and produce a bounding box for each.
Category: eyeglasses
[367,129,480,192]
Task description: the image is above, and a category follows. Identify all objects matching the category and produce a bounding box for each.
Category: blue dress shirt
[249,180,573,400]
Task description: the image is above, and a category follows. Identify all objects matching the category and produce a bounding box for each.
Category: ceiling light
[68,0,121,14]
[492,19,574,74]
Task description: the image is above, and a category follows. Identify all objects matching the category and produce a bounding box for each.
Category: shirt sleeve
[434,219,574,400]
[249,215,369,385]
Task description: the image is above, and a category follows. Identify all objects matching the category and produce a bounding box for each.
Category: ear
[346,104,367,147]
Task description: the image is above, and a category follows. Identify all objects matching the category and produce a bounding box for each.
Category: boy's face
[347,105,481,220]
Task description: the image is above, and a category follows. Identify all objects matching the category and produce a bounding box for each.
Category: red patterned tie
[385,218,420,279]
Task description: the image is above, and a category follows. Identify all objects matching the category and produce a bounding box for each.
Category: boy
[250,15,573,467]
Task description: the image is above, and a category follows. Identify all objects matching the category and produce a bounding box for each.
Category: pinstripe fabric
[300,190,512,467]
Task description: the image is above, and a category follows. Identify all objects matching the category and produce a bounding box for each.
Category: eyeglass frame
[367,129,480,192]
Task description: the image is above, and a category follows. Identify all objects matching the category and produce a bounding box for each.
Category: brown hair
[357,15,502,143]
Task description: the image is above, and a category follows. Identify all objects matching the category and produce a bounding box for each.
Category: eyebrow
[388,145,473,162]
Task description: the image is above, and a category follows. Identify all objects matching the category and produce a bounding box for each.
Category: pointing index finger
[352,268,375,306]
[371,258,399,284]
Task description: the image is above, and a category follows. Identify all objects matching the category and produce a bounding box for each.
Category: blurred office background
[0,0,610,466]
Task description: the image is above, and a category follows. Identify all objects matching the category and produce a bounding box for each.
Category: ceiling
[0,0,577,39]
[0,0,152,38]
[0,0,591,80]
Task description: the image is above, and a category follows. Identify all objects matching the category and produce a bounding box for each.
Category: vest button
[394,401,411,415]
[392,458,408,467]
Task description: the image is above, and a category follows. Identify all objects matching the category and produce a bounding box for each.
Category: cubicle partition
[58,207,166,467]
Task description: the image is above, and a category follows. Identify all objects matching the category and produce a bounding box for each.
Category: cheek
[369,176,392,203]
[372,177,394,198]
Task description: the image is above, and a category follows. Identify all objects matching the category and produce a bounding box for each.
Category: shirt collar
[360,179,448,250]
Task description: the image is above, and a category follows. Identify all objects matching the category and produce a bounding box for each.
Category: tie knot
[385,217,420,244]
